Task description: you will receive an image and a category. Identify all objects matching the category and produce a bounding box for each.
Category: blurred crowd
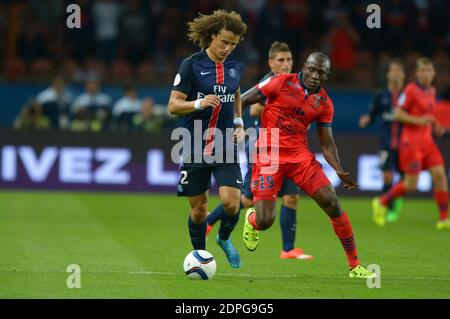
[13,75,175,132]
[0,0,449,90]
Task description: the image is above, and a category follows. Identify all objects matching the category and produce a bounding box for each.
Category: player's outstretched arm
[250,103,265,117]
[168,91,220,116]
[317,125,358,190]
[241,86,264,109]
[359,95,381,128]
[393,108,434,126]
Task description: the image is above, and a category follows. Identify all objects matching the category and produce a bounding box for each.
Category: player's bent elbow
[168,100,179,115]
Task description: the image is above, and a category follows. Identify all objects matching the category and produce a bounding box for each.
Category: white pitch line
[2,268,450,281]
[129,270,300,278]
[0,268,299,279]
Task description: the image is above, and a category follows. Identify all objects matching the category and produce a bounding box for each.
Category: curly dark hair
[187,9,247,49]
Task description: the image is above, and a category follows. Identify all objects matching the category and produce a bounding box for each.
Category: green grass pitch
[0,190,449,298]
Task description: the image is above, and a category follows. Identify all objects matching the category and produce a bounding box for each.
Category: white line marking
[2,268,450,281]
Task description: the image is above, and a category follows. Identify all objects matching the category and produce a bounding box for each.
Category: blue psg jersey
[172,50,244,165]
[368,88,402,150]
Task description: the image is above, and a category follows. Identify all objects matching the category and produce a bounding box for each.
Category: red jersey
[397,82,436,145]
[435,100,450,129]
[256,73,334,163]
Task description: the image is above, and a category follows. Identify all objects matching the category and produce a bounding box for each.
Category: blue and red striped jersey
[172,50,244,165]
[368,88,403,150]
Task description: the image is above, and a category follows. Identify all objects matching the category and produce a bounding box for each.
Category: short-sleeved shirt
[397,81,436,146]
[250,71,273,130]
[172,51,244,165]
[255,72,334,163]
[245,71,273,163]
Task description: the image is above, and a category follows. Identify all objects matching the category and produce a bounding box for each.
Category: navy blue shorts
[379,149,401,172]
[177,163,242,197]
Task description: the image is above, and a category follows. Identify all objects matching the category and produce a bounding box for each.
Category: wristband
[194,99,203,111]
[233,117,244,126]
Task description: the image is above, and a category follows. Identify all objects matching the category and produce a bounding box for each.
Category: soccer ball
[183,250,217,280]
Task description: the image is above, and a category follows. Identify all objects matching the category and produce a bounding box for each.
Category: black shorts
[379,149,401,172]
[241,163,298,200]
[177,163,242,197]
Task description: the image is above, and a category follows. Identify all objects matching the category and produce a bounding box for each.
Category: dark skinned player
[240,52,375,278]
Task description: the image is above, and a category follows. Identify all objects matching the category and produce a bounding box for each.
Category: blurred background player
[112,83,143,131]
[71,78,112,132]
[240,52,375,278]
[359,59,406,224]
[35,75,73,130]
[206,41,313,260]
[168,10,247,268]
[131,97,165,134]
[372,58,449,230]
[435,86,450,132]
[13,99,50,130]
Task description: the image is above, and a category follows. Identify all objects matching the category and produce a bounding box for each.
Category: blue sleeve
[368,93,382,124]
[172,58,194,96]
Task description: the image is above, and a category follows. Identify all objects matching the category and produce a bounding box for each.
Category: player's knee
[282,195,298,209]
[256,214,275,230]
[404,178,418,192]
[432,172,448,190]
[222,200,240,215]
[325,197,342,217]
[190,205,208,223]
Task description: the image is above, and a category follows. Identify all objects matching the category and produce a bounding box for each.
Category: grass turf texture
[0,191,449,298]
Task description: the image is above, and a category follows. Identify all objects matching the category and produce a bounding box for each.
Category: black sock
[188,215,206,250]
[383,182,393,210]
[218,210,240,241]
[206,204,223,226]
[280,205,297,252]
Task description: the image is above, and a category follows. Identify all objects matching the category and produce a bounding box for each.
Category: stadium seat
[30,58,54,78]
[137,60,155,84]
[353,51,375,89]
[4,57,27,81]
[84,58,106,80]
[111,60,132,83]
[432,51,449,68]
[61,58,80,81]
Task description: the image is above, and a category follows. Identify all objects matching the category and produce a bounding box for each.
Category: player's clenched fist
[337,171,358,190]
[358,115,371,128]
[201,95,221,109]
[433,123,446,137]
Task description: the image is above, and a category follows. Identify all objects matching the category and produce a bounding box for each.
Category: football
[183,250,217,280]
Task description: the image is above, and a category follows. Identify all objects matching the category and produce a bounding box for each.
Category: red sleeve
[397,84,415,111]
[317,99,334,127]
[256,75,284,99]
